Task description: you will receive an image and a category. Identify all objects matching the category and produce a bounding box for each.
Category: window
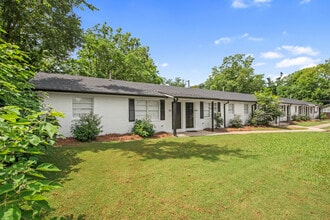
[129,99,135,122]
[217,102,221,113]
[228,104,235,114]
[72,97,93,118]
[244,104,249,114]
[205,103,211,117]
[135,100,160,120]
[295,106,297,113]
[280,105,286,113]
[200,102,204,119]
[160,100,165,120]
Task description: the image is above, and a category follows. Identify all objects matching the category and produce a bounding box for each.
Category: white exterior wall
[43,92,222,137]
[289,104,319,120]
[44,92,176,137]
[224,102,253,126]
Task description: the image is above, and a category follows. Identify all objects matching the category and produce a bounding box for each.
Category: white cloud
[232,0,248,8]
[261,51,283,59]
[214,37,232,45]
[232,0,272,8]
[281,45,319,56]
[300,0,311,4]
[254,62,266,66]
[160,63,169,67]
[215,33,263,45]
[275,57,318,68]
[241,33,263,41]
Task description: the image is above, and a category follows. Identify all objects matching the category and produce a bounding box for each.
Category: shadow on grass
[42,138,257,182]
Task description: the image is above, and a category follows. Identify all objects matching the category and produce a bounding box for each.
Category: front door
[186,102,194,128]
[172,102,181,129]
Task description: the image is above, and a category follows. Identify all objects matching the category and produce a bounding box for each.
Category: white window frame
[72,97,93,118]
[228,104,235,114]
[244,104,249,114]
[204,103,211,117]
[135,100,160,121]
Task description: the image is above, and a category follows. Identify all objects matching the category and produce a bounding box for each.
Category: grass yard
[43,132,329,219]
[293,119,330,127]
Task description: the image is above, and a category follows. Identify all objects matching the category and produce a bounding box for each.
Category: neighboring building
[321,104,330,119]
[30,72,319,137]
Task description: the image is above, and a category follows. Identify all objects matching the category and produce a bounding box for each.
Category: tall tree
[204,54,265,93]
[250,88,283,126]
[163,77,186,87]
[0,0,96,70]
[276,60,330,104]
[73,23,163,84]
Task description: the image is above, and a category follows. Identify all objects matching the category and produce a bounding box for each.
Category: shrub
[71,112,103,142]
[214,112,224,128]
[249,109,273,126]
[229,114,243,128]
[292,115,301,121]
[132,118,155,138]
[320,112,328,120]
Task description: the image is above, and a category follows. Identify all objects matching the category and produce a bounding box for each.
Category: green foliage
[276,60,330,104]
[250,88,283,126]
[0,0,96,71]
[214,112,224,128]
[320,112,327,120]
[72,23,163,84]
[163,77,186,87]
[0,38,40,109]
[229,114,243,128]
[292,115,310,121]
[132,118,155,138]
[0,36,63,219]
[71,112,103,142]
[204,54,265,93]
[0,106,62,219]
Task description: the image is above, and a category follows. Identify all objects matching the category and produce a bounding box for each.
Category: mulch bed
[204,126,255,132]
[55,132,172,146]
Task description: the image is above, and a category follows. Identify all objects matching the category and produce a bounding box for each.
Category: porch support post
[211,101,214,132]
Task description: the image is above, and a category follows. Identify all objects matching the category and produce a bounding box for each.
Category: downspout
[287,104,291,123]
[172,97,178,137]
[211,101,214,132]
[223,101,230,128]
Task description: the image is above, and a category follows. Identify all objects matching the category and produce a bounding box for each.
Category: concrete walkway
[177,123,330,137]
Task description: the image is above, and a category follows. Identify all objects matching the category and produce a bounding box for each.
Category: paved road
[178,123,330,137]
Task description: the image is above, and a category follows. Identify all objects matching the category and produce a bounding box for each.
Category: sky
[76,0,330,85]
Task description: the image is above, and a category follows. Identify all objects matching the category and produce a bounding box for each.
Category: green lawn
[294,119,330,127]
[43,133,329,219]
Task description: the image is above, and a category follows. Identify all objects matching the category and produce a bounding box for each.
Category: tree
[276,60,330,105]
[204,54,265,93]
[0,0,96,70]
[249,88,283,126]
[163,77,186,87]
[0,36,62,219]
[73,23,163,84]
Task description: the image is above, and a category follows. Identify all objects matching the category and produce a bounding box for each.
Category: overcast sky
[76,0,330,85]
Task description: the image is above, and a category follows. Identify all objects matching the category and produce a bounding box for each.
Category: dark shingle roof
[31,72,316,105]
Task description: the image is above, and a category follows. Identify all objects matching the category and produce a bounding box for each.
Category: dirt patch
[55,132,172,147]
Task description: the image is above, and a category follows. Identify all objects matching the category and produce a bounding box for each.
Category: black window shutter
[129,99,135,122]
[200,102,204,119]
[160,100,165,120]
[217,102,221,112]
